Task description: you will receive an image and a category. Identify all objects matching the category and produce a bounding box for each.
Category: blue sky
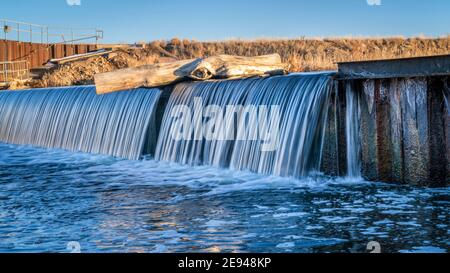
[2,0,449,43]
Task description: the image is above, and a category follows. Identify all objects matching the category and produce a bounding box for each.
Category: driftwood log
[189,54,287,80]
[95,54,288,94]
[95,59,197,94]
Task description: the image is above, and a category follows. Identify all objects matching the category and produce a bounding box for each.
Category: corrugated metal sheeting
[0,40,97,68]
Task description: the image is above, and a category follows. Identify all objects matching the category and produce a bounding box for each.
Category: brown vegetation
[35,48,159,88]
[15,36,450,89]
[156,37,450,71]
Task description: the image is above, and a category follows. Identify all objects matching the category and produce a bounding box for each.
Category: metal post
[4,32,8,62]
[3,20,6,40]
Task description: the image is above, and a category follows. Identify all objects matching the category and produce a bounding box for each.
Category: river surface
[0,142,448,253]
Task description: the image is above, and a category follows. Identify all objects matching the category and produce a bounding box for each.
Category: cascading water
[345,82,361,178]
[0,86,161,160]
[1,77,448,253]
[444,79,450,115]
[155,78,251,167]
[155,73,334,178]
[0,73,360,180]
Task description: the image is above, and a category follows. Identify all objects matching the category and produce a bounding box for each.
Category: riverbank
[7,36,450,90]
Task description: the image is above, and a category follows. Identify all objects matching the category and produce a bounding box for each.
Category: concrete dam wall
[334,55,450,187]
[0,55,448,187]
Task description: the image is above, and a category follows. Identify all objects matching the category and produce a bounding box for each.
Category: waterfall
[155,73,334,178]
[155,78,251,167]
[345,82,361,178]
[0,73,345,179]
[444,79,450,115]
[0,86,161,160]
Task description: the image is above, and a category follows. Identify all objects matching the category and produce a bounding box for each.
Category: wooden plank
[0,41,98,69]
[65,44,74,57]
[428,78,447,186]
[337,81,348,176]
[49,49,112,64]
[25,43,31,64]
[17,42,24,61]
[31,43,39,68]
[50,44,56,60]
[400,78,430,186]
[321,82,339,176]
[88,44,97,52]
[41,45,50,65]
[54,44,64,59]
[7,41,14,61]
[388,79,404,182]
[13,41,19,61]
[0,41,5,62]
[360,79,378,180]
[444,77,450,186]
[77,44,87,55]
[376,79,393,181]
[74,44,81,55]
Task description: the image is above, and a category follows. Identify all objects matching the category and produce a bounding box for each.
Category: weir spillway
[0,86,161,160]
[0,56,448,187]
[338,54,450,187]
[155,73,333,178]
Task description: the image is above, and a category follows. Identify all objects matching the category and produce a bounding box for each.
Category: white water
[0,86,161,159]
[0,73,364,180]
[156,73,334,178]
[345,82,361,178]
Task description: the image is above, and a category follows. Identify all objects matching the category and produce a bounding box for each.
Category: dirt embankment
[10,36,450,90]
[29,48,162,89]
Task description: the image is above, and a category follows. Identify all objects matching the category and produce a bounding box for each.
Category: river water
[0,142,448,253]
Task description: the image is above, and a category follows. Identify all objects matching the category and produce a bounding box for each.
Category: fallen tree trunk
[189,54,288,80]
[95,59,199,94]
[94,54,288,94]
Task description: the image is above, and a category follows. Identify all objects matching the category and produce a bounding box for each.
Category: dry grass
[31,48,159,88]
[11,36,450,89]
[150,36,450,71]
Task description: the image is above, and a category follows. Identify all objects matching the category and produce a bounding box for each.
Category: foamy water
[0,142,448,253]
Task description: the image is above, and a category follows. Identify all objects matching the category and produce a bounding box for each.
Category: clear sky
[1,0,449,43]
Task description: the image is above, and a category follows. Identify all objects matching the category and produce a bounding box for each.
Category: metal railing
[1,19,103,44]
[0,60,29,85]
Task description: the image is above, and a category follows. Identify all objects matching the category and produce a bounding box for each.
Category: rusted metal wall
[321,81,351,177]
[344,76,449,187]
[0,40,97,69]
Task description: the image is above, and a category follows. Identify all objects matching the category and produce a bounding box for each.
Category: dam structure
[155,73,334,178]
[0,86,161,160]
[338,54,450,187]
[0,56,448,187]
